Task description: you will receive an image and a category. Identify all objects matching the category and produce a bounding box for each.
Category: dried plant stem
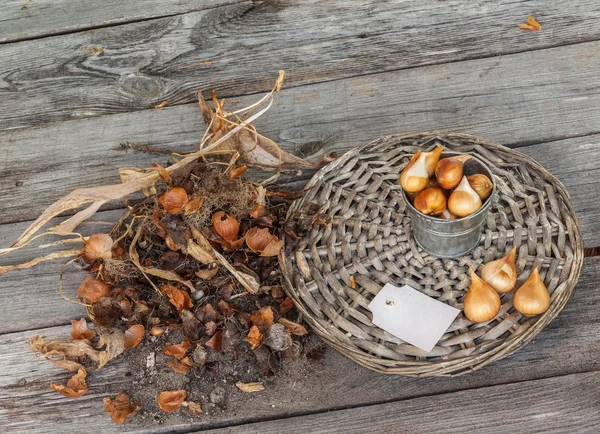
[0,248,82,277]
[58,257,91,307]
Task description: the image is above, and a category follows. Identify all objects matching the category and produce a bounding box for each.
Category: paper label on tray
[368,283,460,353]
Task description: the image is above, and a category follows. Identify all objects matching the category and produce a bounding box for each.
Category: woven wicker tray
[280,133,583,376]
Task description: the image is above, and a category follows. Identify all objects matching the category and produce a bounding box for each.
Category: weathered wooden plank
[0,0,246,44]
[2,0,600,130]
[1,256,598,433]
[209,371,600,434]
[1,42,599,243]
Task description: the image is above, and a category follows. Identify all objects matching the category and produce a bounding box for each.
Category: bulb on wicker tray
[399,151,429,193]
[448,176,482,217]
[467,174,493,200]
[481,247,517,293]
[413,187,446,216]
[435,155,471,189]
[441,209,457,220]
[463,268,501,322]
[513,267,550,316]
[423,146,443,177]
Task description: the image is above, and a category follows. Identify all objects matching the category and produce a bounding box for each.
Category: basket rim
[279,132,584,377]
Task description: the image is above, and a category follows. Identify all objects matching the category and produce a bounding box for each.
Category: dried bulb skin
[245,227,273,252]
[513,267,550,316]
[435,155,471,189]
[467,174,493,200]
[159,188,189,214]
[400,151,429,193]
[463,268,501,322]
[82,234,113,263]
[481,246,517,293]
[448,176,482,217]
[413,187,447,216]
[212,211,240,243]
[423,146,443,177]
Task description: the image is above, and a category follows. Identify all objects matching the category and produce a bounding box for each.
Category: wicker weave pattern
[281,133,583,376]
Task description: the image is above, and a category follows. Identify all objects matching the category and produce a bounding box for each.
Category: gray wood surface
[1,57,599,244]
[208,371,600,433]
[1,256,598,433]
[2,0,600,131]
[0,0,244,44]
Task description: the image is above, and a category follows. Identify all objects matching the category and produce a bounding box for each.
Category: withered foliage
[9,73,332,424]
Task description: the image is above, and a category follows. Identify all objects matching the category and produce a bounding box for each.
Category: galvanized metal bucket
[404,152,496,258]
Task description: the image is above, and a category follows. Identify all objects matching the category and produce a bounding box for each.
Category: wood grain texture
[1,257,599,432]
[0,0,246,44]
[1,42,599,243]
[209,371,600,433]
[2,0,600,130]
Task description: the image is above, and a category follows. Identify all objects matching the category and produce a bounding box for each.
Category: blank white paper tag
[368,283,460,353]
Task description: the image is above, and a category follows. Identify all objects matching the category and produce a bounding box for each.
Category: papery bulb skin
[463,268,501,323]
[481,247,517,293]
[513,267,550,316]
[400,151,430,193]
[448,176,482,217]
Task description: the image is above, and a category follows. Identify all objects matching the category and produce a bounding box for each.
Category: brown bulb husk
[423,146,443,177]
[212,211,240,243]
[399,151,429,193]
[448,176,482,217]
[481,247,517,293]
[435,155,471,189]
[245,227,273,252]
[463,268,501,322]
[159,188,189,214]
[413,187,446,216]
[467,174,493,200]
[82,234,113,263]
[77,275,111,304]
[513,267,550,316]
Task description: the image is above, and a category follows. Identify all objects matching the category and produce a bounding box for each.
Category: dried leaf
[217,300,235,318]
[71,318,96,341]
[152,163,171,184]
[30,333,123,372]
[163,340,191,359]
[163,285,193,311]
[198,303,218,323]
[169,357,192,374]
[154,100,169,109]
[184,196,205,216]
[51,368,88,398]
[527,15,542,29]
[278,297,294,316]
[265,323,292,351]
[195,267,219,280]
[90,297,123,328]
[77,275,111,304]
[103,392,141,424]
[158,390,187,413]
[187,239,215,265]
[205,330,223,352]
[250,204,268,218]
[229,165,248,179]
[124,325,145,349]
[214,249,260,293]
[0,248,82,277]
[260,238,284,257]
[236,381,265,393]
[278,318,308,336]
[250,306,274,333]
[245,325,264,350]
[187,401,203,415]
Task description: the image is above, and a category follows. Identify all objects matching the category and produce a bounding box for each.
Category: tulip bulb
[82,233,113,263]
[400,151,429,193]
[467,174,493,200]
[423,146,443,177]
[413,187,447,216]
[212,211,240,243]
[464,268,501,322]
[435,155,471,189]
[448,176,482,217]
[513,267,550,316]
[481,247,517,293]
